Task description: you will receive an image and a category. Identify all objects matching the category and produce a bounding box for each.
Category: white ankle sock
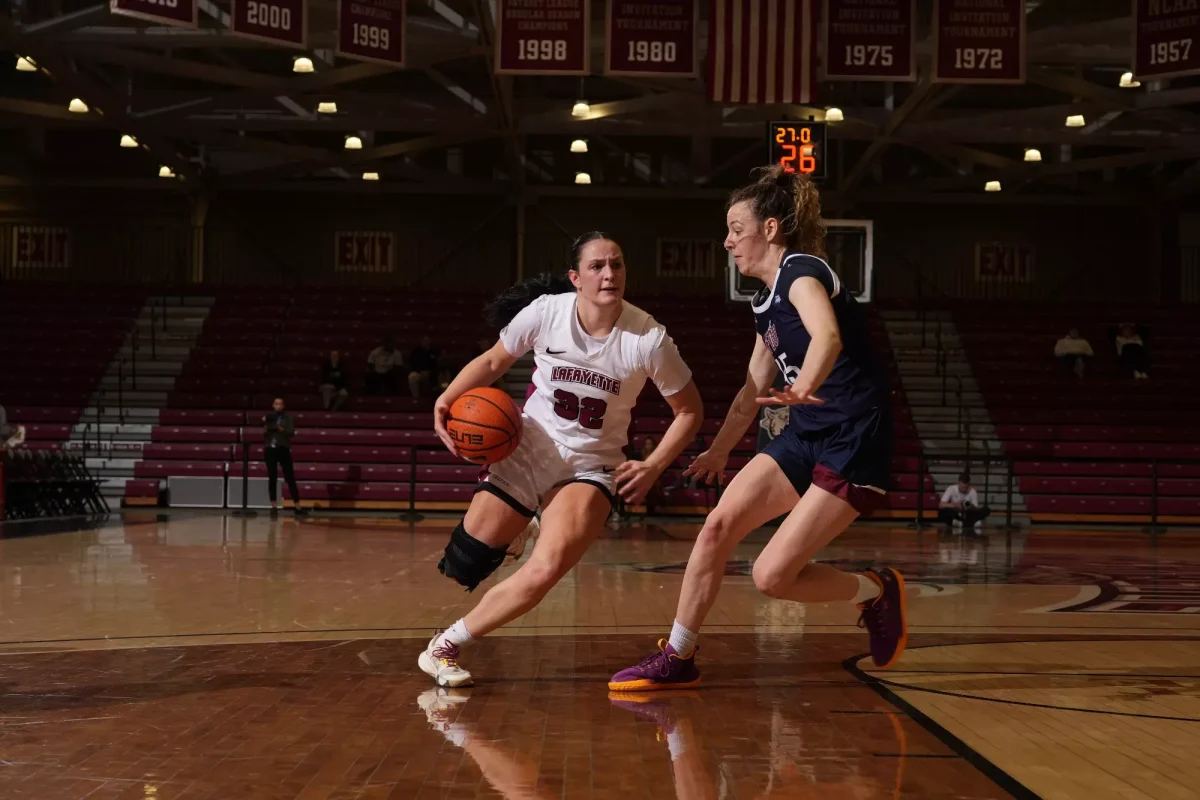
[667,621,697,657]
[438,619,473,648]
[852,574,881,604]
[666,728,688,760]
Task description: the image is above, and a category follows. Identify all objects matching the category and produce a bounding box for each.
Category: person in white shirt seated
[1054,328,1093,378]
[938,473,989,533]
[1114,323,1150,380]
[0,405,26,452]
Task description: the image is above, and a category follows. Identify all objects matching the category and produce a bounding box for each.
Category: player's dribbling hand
[614,460,662,505]
[755,385,825,406]
[432,395,461,456]
[683,449,728,486]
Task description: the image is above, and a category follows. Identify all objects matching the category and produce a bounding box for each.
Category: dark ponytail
[484,272,574,329]
[727,165,826,258]
[483,230,618,329]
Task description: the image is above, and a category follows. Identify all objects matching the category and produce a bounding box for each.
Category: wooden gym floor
[0,511,1197,800]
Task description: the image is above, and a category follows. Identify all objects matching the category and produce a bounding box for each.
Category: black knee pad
[438,521,508,592]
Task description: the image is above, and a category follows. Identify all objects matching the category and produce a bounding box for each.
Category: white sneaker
[418,635,474,688]
[417,687,471,744]
[505,515,539,564]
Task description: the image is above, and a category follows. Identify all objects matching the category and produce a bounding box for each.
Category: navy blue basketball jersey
[752,252,888,431]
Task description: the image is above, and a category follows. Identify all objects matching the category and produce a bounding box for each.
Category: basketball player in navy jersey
[610,165,906,691]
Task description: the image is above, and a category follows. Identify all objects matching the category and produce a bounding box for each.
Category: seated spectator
[1054,328,1093,378]
[939,473,990,534]
[365,336,402,396]
[407,334,442,398]
[0,405,26,451]
[318,350,349,411]
[1114,323,1150,380]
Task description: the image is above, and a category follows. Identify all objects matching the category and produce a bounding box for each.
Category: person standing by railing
[263,397,308,517]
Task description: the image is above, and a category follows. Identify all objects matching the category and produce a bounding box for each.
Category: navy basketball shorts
[762,406,893,514]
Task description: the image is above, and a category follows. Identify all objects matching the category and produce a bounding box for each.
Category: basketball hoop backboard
[727,219,874,304]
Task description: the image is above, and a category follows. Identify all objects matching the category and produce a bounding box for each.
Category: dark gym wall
[0,187,1168,304]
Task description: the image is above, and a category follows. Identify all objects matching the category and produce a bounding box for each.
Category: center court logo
[617,554,1200,614]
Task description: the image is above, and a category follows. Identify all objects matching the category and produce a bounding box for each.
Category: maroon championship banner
[109,0,198,28]
[823,0,914,81]
[606,0,698,77]
[1133,1,1200,81]
[337,0,406,67]
[933,0,1025,84]
[231,0,307,48]
[495,0,590,75]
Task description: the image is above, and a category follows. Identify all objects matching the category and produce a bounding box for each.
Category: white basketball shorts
[477,413,621,516]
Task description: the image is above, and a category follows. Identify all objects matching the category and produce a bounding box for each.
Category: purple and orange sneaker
[857,567,908,669]
[608,639,700,692]
[608,692,682,736]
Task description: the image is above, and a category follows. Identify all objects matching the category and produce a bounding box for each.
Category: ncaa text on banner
[337,0,406,67]
[231,0,308,47]
[1133,0,1200,81]
[606,0,698,77]
[933,0,1026,84]
[495,0,591,75]
[823,0,915,81]
[110,0,198,28]
[707,0,818,104]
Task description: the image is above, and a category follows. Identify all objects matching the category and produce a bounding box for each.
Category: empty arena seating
[0,285,141,451]
[958,305,1200,522]
[131,289,933,517]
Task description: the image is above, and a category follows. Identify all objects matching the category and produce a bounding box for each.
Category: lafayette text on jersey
[500,293,692,455]
[752,252,888,431]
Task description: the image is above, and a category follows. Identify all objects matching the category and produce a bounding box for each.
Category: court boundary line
[2,624,1200,651]
[850,636,1200,723]
[843,653,1042,800]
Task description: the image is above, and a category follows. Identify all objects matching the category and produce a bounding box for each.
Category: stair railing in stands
[399,446,426,522]
[117,360,125,426]
[94,400,103,455]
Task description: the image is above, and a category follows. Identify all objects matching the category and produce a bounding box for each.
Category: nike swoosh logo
[601,467,616,473]
[546,349,566,355]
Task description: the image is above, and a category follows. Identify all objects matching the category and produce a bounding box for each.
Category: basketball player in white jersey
[419,232,703,687]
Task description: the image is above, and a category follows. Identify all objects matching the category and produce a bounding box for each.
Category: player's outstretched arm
[433,341,519,454]
[615,380,702,505]
[684,335,778,486]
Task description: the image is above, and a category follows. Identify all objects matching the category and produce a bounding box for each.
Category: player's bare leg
[752,484,907,668]
[609,455,796,691]
[421,483,610,687]
[461,483,609,636]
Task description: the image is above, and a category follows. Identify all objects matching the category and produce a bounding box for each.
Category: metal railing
[914,451,1199,533]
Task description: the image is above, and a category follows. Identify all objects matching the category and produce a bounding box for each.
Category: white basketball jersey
[500,293,692,455]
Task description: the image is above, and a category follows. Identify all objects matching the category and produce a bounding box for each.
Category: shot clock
[767,121,827,180]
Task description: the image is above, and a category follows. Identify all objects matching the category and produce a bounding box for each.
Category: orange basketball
[446,387,522,465]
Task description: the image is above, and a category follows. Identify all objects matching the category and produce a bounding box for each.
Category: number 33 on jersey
[499,293,692,455]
